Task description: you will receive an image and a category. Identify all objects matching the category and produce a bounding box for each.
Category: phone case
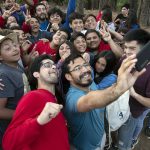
[135,41,150,71]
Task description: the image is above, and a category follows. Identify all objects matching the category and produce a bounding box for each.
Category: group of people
[0,0,150,150]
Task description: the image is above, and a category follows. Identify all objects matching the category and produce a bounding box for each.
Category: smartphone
[135,41,150,71]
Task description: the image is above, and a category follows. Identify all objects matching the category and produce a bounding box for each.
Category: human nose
[51,64,56,69]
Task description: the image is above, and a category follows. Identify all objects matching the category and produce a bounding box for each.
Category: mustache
[79,71,91,80]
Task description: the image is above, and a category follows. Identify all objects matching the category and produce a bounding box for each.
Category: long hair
[92,51,117,83]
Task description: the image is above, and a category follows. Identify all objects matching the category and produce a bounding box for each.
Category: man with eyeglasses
[61,53,145,150]
[2,55,70,150]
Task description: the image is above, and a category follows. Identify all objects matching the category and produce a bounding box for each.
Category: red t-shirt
[98,40,111,52]
[3,89,69,150]
[35,40,57,61]
[87,40,111,53]
[0,16,5,28]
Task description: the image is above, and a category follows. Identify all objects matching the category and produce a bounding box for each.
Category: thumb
[59,104,63,109]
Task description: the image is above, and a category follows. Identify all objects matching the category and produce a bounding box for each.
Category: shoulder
[65,87,86,112]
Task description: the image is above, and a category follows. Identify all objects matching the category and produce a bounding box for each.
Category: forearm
[132,93,150,107]
[0,108,14,119]
[109,29,123,41]
[108,39,123,58]
[77,83,124,112]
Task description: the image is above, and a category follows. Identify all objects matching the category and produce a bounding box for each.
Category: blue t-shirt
[40,20,49,31]
[64,82,105,150]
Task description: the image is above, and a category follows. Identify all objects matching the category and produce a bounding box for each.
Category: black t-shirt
[114,14,128,25]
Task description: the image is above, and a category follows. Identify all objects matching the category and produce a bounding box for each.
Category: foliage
[117,0,128,10]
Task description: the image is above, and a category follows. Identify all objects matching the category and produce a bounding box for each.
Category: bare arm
[0,98,14,119]
[109,29,124,41]
[107,39,123,58]
[100,27,123,58]
[77,55,145,112]
[77,84,121,112]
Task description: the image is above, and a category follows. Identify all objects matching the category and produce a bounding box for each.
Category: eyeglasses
[69,63,91,72]
[40,61,55,69]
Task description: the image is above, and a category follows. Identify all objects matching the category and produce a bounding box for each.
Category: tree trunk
[108,0,117,10]
[76,0,84,14]
[140,0,150,26]
[137,0,143,21]
[129,0,139,12]
[98,0,109,10]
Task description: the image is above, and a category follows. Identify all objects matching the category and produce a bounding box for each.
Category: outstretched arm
[77,55,145,112]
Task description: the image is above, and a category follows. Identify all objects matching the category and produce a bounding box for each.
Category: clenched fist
[37,102,63,125]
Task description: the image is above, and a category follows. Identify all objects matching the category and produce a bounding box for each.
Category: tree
[139,0,150,26]
[76,0,84,14]
[129,0,138,12]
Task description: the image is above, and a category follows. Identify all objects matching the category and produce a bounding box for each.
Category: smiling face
[73,36,87,54]
[95,57,107,74]
[86,32,101,50]
[84,16,97,30]
[0,39,20,64]
[52,30,68,46]
[6,16,17,26]
[67,57,92,87]
[29,18,40,33]
[59,42,71,59]
[13,30,27,45]
[35,4,47,21]
[49,13,62,24]
[70,19,84,33]
[4,0,15,10]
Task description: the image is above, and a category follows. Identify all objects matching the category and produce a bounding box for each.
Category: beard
[76,71,93,87]
[76,79,92,87]
[38,13,47,21]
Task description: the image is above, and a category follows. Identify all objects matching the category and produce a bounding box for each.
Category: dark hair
[59,27,71,40]
[93,51,117,83]
[70,32,85,43]
[118,27,128,35]
[69,12,84,24]
[83,14,96,23]
[48,7,65,23]
[123,29,150,46]
[61,53,83,94]
[121,3,130,9]
[70,32,86,54]
[34,3,46,15]
[101,8,112,23]
[125,9,139,29]
[55,40,76,62]
[85,29,101,39]
[28,54,52,90]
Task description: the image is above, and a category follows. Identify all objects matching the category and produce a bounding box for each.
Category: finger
[125,62,136,74]
[133,68,146,78]
[59,104,63,109]
[0,83,4,87]
[122,54,136,66]
[49,105,63,117]
[33,44,37,50]
[49,103,62,111]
